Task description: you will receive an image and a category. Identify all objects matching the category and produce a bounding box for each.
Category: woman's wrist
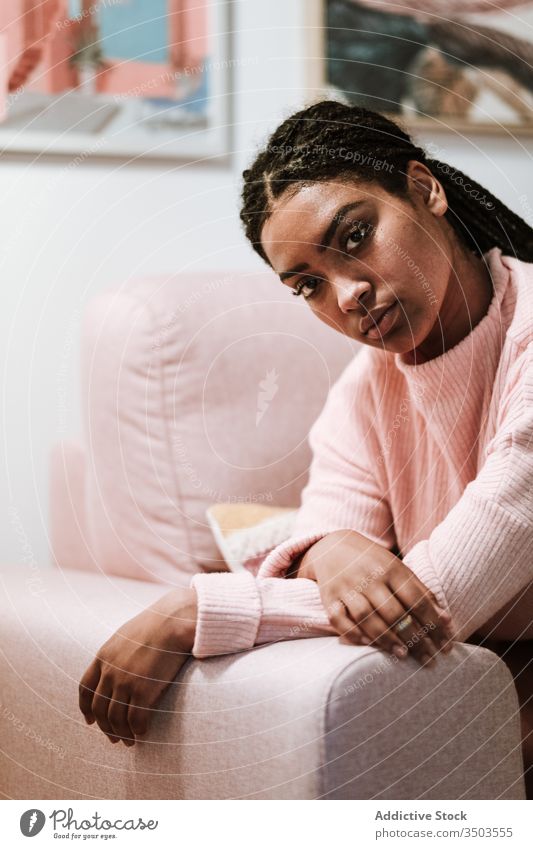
[299,529,384,582]
[286,545,319,580]
[149,587,198,652]
[289,533,347,581]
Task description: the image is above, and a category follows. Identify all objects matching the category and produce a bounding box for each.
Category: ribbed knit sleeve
[402,343,533,644]
[189,571,335,658]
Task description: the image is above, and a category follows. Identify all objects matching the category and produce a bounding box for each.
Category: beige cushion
[205,502,298,574]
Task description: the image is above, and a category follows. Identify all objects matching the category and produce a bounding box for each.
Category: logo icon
[20,809,45,837]
[256,368,279,426]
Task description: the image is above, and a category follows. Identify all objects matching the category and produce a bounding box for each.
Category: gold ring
[394,614,414,634]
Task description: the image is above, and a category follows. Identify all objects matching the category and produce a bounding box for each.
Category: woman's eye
[292,276,321,300]
[344,222,371,252]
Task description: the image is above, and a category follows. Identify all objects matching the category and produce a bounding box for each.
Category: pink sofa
[0,270,526,799]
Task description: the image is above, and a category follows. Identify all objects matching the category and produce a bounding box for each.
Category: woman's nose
[335,278,372,314]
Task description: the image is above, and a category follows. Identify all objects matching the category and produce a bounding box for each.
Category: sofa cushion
[81,270,356,583]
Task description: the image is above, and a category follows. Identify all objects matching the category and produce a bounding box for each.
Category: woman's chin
[363,332,413,356]
[380,322,429,359]
[353,318,422,357]
[376,336,428,362]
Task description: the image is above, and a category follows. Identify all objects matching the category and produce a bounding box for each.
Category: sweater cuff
[189,571,262,658]
[401,541,454,629]
[256,576,336,645]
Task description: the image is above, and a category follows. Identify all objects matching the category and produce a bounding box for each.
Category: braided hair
[240,99,533,266]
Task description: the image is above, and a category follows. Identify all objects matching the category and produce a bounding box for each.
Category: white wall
[2,0,533,569]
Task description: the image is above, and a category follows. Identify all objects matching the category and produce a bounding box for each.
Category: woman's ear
[406,159,448,218]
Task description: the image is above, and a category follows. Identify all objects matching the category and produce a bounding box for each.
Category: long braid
[424,157,533,260]
[240,99,533,264]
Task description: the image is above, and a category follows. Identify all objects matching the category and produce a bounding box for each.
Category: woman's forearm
[153,586,198,651]
[79,585,199,745]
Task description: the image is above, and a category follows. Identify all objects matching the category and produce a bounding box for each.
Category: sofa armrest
[0,566,525,799]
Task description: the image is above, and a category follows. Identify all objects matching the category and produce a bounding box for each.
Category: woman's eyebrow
[279,200,366,281]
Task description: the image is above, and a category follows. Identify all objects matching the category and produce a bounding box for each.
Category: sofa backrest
[80,270,358,583]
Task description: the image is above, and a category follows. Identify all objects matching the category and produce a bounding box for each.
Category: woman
[79,100,533,790]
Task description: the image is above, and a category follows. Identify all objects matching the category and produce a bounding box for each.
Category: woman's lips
[365,302,400,339]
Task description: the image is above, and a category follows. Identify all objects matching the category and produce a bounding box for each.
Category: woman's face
[259,160,457,359]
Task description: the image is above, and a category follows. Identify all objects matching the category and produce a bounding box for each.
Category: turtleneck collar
[393,246,510,404]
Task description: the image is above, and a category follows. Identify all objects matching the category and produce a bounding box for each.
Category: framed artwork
[0,0,231,160]
[323,0,533,134]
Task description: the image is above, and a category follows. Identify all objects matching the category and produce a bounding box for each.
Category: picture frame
[319,0,533,136]
[0,0,232,162]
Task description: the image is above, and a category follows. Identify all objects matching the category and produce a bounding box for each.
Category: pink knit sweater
[190,247,533,657]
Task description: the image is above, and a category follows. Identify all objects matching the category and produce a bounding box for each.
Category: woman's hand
[295,530,455,666]
[78,586,197,746]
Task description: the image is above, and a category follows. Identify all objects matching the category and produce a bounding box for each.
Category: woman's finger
[344,593,407,657]
[107,685,135,747]
[329,600,367,645]
[79,660,101,725]
[388,567,454,651]
[382,587,445,665]
[390,611,440,666]
[127,689,160,741]
[91,676,121,744]
[362,583,417,655]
